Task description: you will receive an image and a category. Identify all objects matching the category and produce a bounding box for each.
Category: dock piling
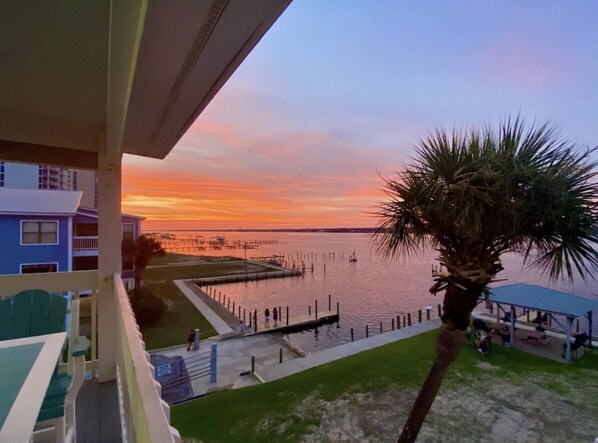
[407,313,412,326]
[328,294,331,311]
[309,305,311,316]
[351,328,354,342]
[396,315,401,330]
[418,309,422,323]
[232,301,235,313]
[286,306,289,326]
[379,322,383,334]
[366,324,369,338]
[315,300,318,319]
[392,318,395,330]
[337,302,339,316]
[254,310,258,333]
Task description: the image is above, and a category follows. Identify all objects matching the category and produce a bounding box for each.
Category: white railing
[0,270,99,373]
[114,273,180,443]
[0,270,180,442]
[73,236,99,251]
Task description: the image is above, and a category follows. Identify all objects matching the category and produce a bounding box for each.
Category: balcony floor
[77,378,122,443]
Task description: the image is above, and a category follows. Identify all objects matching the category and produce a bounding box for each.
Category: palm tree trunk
[397,322,464,442]
[398,282,481,442]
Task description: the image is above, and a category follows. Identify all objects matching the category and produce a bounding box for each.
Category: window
[21,263,58,273]
[22,221,58,244]
[122,224,135,242]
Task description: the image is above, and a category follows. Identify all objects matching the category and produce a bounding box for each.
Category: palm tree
[122,235,166,288]
[375,118,598,442]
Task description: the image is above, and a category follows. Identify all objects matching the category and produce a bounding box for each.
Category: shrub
[129,287,166,327]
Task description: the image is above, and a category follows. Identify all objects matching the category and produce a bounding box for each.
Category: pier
[254,310,339,335]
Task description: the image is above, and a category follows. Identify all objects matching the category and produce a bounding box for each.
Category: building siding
[0,214,70,274]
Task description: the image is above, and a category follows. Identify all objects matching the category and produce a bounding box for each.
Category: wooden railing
[73,236,99,251]
[114,273,180,443]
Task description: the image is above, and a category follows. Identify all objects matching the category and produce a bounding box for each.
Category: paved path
[257,319,441,382]
[173,279,234,335]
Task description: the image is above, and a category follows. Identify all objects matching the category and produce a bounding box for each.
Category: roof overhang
[489,283,598,318]
[0,0,291,168]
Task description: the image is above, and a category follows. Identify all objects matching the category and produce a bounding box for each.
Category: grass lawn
[144,261,260,284]
[141,259,269,350]
[140,281,216,350]
[171,330,598,442]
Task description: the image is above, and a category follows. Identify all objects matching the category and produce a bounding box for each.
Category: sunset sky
[122,1,598,230]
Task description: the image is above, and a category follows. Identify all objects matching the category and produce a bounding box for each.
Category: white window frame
[20,220,59,246]
[122,223,135,241]
[20,262,59,274]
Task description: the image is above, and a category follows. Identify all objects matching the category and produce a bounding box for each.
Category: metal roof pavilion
[488,283,597,362]
[489,283,598,318]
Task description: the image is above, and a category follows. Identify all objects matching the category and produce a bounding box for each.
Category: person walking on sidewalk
[186,329,195,351]
[273,307,279,327]
[264,307,270,328]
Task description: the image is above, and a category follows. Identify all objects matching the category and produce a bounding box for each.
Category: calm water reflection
[158,231,597,352]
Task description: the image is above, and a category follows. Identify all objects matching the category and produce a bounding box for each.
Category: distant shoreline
[143,228,377,233]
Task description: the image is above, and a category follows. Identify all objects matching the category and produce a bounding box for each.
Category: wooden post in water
[392,318,395,330]
[239,306,241,317]
[351,328,354,342]
[418,310,422,323]
[366,324,369,338]
[254,310,258,333]
[426,307,431,321]
[232,301,235,313]
[308,305,311,316]
[407,313,412,326]
[337,302,339,316]
[379,322,383,334]
[248,312,252,328]
[397,315,401,330]
[324,263,326,274]
[243,309,246,324]
[286,306,289,326]
[228,299,231,310]
[328,294,331,311]
[315,300,318,319]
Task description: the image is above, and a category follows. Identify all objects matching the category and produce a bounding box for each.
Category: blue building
[0,188,143,287]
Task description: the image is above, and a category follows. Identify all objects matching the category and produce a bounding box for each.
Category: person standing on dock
[264,308,270,328]
[273,307,278,327]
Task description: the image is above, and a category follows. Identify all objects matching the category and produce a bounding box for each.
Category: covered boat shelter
[488,283,598,362]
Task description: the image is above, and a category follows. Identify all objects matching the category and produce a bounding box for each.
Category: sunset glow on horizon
[122,1,598,231]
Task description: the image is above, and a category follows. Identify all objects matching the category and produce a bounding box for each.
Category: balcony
[0,271,179,442]
[73,236,99,256]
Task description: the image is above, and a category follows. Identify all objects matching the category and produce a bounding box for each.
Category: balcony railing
[0,270,179,442]
[73,236,99,251]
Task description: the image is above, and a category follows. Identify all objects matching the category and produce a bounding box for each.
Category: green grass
[140,259,268,350]
[171,331,598,442]
[141,281,216,350]
[144,261,254,283]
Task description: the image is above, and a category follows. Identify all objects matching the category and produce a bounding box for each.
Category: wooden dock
[253,310,339,335]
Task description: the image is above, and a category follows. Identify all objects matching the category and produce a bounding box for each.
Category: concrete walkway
[173,279,233,335]
[257,319,441,382]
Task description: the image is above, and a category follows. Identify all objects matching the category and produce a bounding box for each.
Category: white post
[565,316,574,362]
[97,133,122,382]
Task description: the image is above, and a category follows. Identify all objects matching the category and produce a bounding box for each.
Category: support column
[588,311,593,348]
[97,135,122,382]
[509,305,516,348]
[565,316,574,363]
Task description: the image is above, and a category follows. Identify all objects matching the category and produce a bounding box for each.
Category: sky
[122,1,598,231]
